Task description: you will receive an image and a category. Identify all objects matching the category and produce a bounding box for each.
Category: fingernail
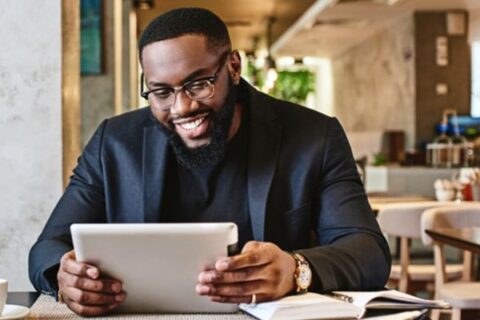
[217,259,229,271]
[112,283,121,293]
[116,293,126,302]
[198,272,207,282]
[87,268,98,279]
[196,284,209,294]
[201,272,218,282]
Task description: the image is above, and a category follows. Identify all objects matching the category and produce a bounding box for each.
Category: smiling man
[29,7,391,317]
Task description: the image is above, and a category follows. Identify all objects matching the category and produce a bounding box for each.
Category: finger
[62,272,123,293]
[64,296,119,317]
[62,286,126,305]
[61,252,100,279]
[198,266,265,284]
[216,244,271,271]
[196,280,265,297]
[241,241,262,253]
[210,294,265,304]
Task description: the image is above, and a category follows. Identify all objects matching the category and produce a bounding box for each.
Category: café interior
[1,0,480,319]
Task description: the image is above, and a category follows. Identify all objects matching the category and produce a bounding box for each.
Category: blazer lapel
[142,125,169,222]
[247,92,282,241]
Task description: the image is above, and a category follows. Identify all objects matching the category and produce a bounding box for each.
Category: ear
[227,50,242,85]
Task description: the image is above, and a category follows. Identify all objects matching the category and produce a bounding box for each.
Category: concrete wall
[331,12,472,151]
[0,0,63,290]
[331,15,416,149]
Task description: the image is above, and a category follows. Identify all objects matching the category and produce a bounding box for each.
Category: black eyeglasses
[140,50,231,111]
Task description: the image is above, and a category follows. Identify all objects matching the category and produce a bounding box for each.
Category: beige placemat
[27,295,253,319]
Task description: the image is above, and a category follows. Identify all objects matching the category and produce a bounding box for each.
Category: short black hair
[138,7,231,62]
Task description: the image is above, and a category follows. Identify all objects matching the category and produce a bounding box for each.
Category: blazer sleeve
[297,118,391,292]
[28,120,109,296]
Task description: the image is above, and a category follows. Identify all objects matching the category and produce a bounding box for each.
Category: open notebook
[239,289,449,320]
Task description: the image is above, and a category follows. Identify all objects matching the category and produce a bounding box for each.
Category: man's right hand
[57,250,126,316]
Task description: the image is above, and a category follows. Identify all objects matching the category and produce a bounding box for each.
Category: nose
[170,90,199,117]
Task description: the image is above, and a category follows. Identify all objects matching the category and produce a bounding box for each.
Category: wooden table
[425,227,480,254]
[368,195,434,213]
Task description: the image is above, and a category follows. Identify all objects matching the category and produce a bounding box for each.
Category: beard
[155,77,238,169]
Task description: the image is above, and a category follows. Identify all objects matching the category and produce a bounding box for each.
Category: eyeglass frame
[140,49,232,111]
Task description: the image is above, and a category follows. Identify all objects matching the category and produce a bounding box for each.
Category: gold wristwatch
[292,253,312,293]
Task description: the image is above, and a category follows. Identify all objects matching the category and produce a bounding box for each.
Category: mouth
[171,112,211,143]
[173,112,209,131]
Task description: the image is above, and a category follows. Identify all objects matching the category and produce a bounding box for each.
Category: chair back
[377,201,448,239]
[420,205,480,294]
[421,205,480,246]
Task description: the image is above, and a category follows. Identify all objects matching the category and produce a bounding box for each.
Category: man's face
[141,35,241,150]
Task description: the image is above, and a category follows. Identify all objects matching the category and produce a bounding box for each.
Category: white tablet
[71,223,239,313]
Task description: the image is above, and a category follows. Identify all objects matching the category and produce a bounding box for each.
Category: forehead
[141,34,220,84]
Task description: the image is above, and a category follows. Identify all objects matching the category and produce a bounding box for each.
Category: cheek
[151,108,171,128]
[208,84,230,112]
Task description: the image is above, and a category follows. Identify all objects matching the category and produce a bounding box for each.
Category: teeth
[178,116,205,131]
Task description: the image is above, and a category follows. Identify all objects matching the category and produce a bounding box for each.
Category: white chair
[377,202,463,294]
[421,206,480,320]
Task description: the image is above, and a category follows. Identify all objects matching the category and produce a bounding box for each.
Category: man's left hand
[196,241,296,304]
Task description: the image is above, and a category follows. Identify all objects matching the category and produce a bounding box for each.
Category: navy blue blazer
[29,80,390,296]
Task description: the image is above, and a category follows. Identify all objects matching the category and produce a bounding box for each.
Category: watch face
[298,264,312,289]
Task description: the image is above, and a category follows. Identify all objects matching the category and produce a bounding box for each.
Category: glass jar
[451,135,469,167]
[427,142,452,167]
[427,124,452,167]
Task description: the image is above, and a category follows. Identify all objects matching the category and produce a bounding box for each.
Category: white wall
[470,9,480,116]
[0,0,63,290]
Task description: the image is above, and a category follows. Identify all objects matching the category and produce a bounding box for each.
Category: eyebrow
[147,66,212,88]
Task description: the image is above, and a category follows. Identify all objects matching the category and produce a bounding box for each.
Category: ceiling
[272,0,480,58]
[136,0,316,53]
